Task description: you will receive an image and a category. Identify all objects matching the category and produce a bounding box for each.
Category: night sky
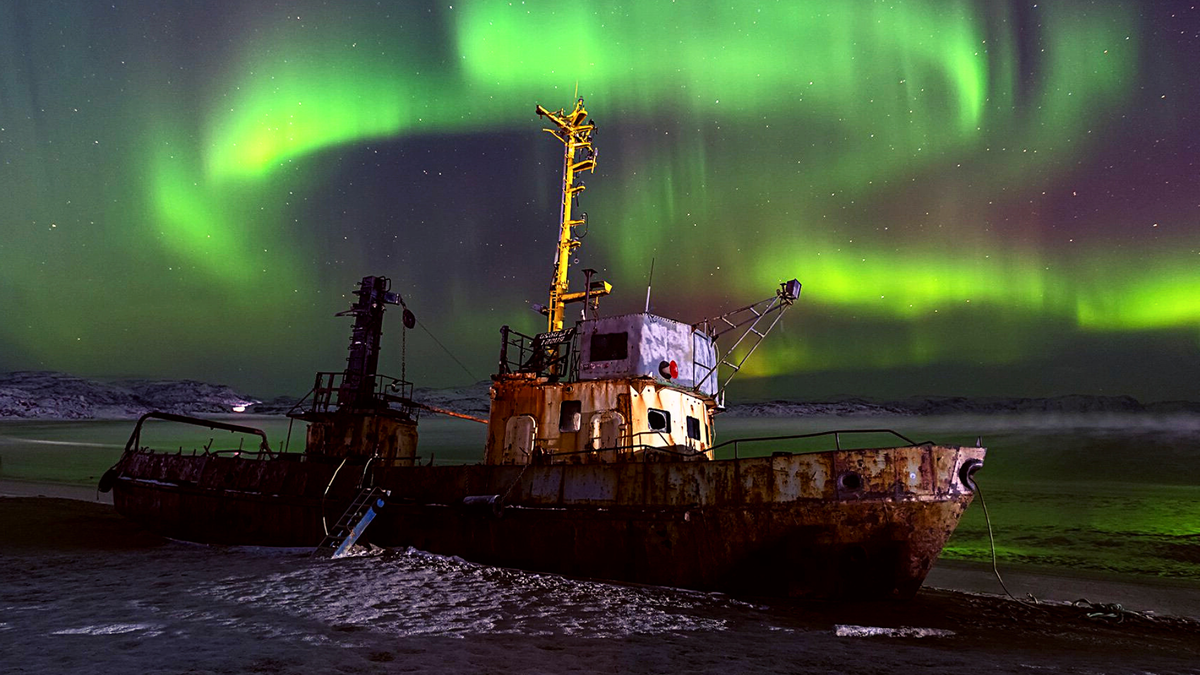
[2,1,1197,401]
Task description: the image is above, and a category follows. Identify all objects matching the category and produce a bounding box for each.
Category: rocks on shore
[240,382,493,418]
[411,381,492,418]
[0,371,258,420]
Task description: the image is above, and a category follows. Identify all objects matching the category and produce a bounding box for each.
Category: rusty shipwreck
[101,99,986,599]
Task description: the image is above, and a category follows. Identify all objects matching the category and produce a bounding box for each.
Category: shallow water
[4,533,1197,674]
[2,413,1198,579]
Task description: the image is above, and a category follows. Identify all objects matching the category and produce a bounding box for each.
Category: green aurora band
[1,0,1196,394]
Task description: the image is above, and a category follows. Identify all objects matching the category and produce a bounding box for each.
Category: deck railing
[497,325,576,380]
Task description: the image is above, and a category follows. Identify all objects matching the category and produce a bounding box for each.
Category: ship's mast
[535,99,610,332]
[335,276,402,408]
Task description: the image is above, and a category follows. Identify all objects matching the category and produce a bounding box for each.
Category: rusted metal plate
[737,458,773,506]
[367,492,978,599]
[665,462,711,506]
[526,465,563,505]
[931,445,960,496]
[111,442,986,599]
[560,465,617,505]
[796,454,832,500]
[840,447,894,495]
[614,462,645,506]
[771,455,803,502]
[706,461,738,507]
[898,446,932,496]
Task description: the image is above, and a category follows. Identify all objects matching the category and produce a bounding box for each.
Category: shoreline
[4,477,1199,622]
[4,404,1200,424]
[0,477,113,504]
[925,559,1200,621]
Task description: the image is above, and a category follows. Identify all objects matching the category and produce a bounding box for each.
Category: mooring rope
[974,480,1163,622]
[501,460,532,506]
[975,480,1016,599]
[416,319,479,383]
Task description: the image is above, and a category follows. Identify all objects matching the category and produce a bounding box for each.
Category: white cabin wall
[488,375,715,464]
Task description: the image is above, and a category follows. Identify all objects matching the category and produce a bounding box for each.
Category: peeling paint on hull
[112,444,983,599]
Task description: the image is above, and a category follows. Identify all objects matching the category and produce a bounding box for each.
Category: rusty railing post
[498,325,510,374]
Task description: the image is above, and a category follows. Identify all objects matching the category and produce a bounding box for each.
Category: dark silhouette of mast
[337,276,404,408]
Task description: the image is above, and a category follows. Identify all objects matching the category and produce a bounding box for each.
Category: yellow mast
[535,98,610,333]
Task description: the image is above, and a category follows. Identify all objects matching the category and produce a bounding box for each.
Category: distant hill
[1,371,1196,420]
[724,395,1200,417]
[0,371,258,420]
[0,371,494,420]
[242,381,493,418]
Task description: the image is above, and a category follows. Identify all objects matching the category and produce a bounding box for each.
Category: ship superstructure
[487,99,801,467]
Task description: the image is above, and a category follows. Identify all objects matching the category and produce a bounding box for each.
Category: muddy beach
[3,492,1198,674]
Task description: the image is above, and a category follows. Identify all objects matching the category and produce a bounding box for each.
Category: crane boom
[694,279,802,400]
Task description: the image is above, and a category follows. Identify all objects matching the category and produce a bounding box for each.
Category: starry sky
[1,0,1197,401]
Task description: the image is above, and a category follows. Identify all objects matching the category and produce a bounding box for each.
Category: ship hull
[112,444,983,599]
[374,496,972,599]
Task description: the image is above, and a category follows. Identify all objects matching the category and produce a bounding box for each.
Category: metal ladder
[313,486,390,558]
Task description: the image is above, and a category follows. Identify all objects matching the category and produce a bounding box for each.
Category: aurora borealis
[1,1,1197,400]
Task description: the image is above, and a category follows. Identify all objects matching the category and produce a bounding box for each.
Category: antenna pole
[644,257,655,313]
[536,99,600,333]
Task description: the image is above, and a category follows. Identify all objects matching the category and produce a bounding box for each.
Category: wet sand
[3,484,1199,674]
[927,559,1200,623]
[0,477,113,504]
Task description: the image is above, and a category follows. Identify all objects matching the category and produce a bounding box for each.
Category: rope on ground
[975,480,1016,599]
[1071,598,1157,623]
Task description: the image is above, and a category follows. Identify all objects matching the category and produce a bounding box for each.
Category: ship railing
[299,371,416,415]
[527,428,923,463]
[196,447,285,460]
[369,456,429,468]
[283,373,417,453]
[126,445,284,459]
[710,428,924,460]
[122,411,276,458]
[496,325,576,380]
[537,443,703,461]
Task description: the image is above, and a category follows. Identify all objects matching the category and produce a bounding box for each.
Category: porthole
[838,471,863,492]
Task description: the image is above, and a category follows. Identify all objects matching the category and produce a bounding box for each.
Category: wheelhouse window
[589,331,628,362]
[686,416,701,440]
[647,408,671,432]
[559,400,582,432]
